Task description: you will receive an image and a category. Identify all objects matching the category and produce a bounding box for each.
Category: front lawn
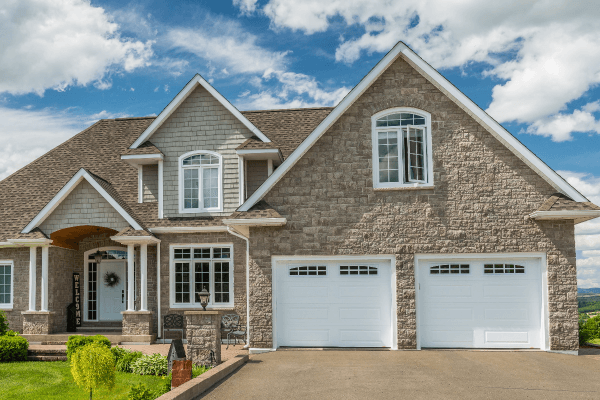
[0,361,166,399]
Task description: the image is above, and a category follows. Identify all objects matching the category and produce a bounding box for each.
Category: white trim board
[238,42,587,212]
[21,168,143,233]
[130,74,271,149]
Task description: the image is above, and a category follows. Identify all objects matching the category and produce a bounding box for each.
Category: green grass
[588,338,600,345]
[0,361,166,399]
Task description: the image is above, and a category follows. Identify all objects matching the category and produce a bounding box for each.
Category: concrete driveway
[199,349,600,399]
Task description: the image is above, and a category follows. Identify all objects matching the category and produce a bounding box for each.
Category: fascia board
[529,210,600,219]
[22,168,143,233]
[222,218,287,226]
[110,235,160,244]
[238,41,588,212]
[121,154,164,160]
[236,149,284,163]
[148,226,229,233]
[6,239,53,246]
[130,75,270,149]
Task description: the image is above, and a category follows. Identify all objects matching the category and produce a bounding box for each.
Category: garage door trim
[414,252,549,351]
[272,255,397,350]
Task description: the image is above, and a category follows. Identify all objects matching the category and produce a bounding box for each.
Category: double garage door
[274,257,543,349]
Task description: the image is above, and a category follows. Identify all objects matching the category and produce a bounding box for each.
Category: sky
[1,0,600,286]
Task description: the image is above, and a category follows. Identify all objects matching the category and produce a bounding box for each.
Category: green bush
[155,373,171,396]
[0,310,8,336]
[71,342,115,399]
[131,353,168,376]
[66,335,111,361]
[127,383,154,400]
[192,364,210,378]
[111,346,128,365]
[116,350,144,373]
[580,315,600,345]
[0,335,29,361]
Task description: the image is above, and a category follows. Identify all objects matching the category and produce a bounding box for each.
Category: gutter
[226,227,251,349]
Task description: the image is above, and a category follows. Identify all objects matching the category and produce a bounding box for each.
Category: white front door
[99,262,126,321]
[275,260,393,348]
[418,258,542,348]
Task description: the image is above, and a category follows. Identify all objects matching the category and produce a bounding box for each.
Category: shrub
[66,335,111,361]
[127,383,154,400]
[0,335,29,361]
[0,310,8,336]
[70,342,115,399]
[131,353,168,376]
[579,315,600,345]
[111,346,128,365]
[116,350,144,373]
[192,364,210,378]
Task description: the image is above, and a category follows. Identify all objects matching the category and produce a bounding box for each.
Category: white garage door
[418,259,542,348]
[275,260,393,348]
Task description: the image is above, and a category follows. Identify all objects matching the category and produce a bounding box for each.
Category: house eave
[109,235,161,245]
[4,239,53,247]
[121,154,164,166]
[222,218,287,226]
[148,226,230,234]
[529,210,600,224]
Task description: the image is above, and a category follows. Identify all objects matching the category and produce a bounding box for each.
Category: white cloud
[233,0,258,15]
[0,0,154,96]
[260,0,600,142]
[167,18,288,76]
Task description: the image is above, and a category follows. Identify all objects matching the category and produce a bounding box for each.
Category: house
[1,42,598,353]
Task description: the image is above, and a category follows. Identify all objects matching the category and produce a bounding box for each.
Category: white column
[158,160,164,219]
[267,158,273,176]
[127,244,135,311]
[28,247,37,311]
[40,246,49,312]
[140,243,148,311]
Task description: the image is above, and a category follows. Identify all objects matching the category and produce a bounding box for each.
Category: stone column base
[121,311,153,335]
[184,311,221,366]
[21,311,55,334]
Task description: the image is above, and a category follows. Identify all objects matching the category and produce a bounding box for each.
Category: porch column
[127,244,135,311]
[140,243,148,311]
[40,246,49,312]
[28,247,37,311]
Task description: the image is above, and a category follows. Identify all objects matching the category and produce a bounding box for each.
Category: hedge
[0,335,29,361]
[66,335,111,361]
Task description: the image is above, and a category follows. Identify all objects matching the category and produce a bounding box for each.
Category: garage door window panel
[484,264,525,274]
[289,266,327,276]
[430,264,469,274]
[340,265,378,275]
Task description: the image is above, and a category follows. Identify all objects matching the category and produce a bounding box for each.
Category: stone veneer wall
[156,232,247,338]
[150,86,255,217]
[39,180,129,235]
[247,55,578,351]
[246,160,268,199]
[0,247,31,333]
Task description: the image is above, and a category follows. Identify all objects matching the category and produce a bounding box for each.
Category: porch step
[27,349,67,361]
[23,333,156,345]
[77,327,121,333]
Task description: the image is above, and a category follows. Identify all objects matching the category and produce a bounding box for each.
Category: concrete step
[77,327,121,332]
[27,349,67,361]
[23,333,155,345]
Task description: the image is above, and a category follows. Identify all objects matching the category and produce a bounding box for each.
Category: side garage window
[340,265,378,275]
[290,266,327,276]
[484,264,525,274]
[430,264,469,274]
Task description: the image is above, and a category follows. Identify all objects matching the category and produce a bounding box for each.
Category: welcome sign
[73,273,81,327]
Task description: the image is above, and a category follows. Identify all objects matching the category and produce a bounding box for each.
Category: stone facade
[22,311,54,334]
[150,86,255,217]
[185,311,221,365]
[122,311,153,335]
[246,160,268,198]
[247,55,579,351]
[40,180,129,235]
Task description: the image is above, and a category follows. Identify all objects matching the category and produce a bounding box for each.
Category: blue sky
[2,0,600,285]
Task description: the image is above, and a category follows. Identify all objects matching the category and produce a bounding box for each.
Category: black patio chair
[162,314,184,344]
[221,314,246,349]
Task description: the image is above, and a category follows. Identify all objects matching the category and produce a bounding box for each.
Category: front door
[99,262,126,321]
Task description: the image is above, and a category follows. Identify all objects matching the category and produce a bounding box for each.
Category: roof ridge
[241,107,335,113]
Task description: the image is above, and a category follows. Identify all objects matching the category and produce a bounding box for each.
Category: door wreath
[104,272,120,288]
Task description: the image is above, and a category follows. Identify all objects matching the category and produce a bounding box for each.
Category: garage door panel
[419,259,542,349]
[276,260,392,348]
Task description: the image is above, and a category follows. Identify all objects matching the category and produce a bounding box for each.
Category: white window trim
[371,107,434,189]
[169,244,234,309]
[178,150,224,214]
[0,260,14,309]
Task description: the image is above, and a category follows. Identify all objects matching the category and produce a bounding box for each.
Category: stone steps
[27,349,67,361]
[23,333,155,345]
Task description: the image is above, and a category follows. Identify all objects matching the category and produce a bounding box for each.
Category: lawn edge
[157,355,249,400]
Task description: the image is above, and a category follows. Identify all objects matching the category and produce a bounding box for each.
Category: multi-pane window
[340,265,378,275]
[172,246,232,306]
[484,264,525,274]
[430,264,470,274]
[373,111,430,187]
[88,262,97,320]
[289,266,327,276]
[181,152,221,211]
[0,263,12,305]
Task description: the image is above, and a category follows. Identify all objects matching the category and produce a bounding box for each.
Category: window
[340,265,378,275]
[179,151,222,213]
[171,246,233,307]
[484,264,525,274]
[0,262,13,308]
[88,262,97,320]
[430,264,470,274]
[289,266,327,276]
[372,108,433,188]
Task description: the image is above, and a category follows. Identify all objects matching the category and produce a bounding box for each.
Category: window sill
[0,307,13,311]
[168,305,234,310]
[373,185,434,191]
[178,208,223,214]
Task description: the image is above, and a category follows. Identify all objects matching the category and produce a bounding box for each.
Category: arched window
[371,108,433,188]
[179,151,222,212]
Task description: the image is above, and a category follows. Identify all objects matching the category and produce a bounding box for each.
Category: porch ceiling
[50,225,118,250]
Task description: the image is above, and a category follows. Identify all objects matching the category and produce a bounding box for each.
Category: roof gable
[238,42,587,211]
[23,168,143,233]
[130,74,271,149]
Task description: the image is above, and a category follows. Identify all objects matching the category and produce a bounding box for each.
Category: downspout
[157,243,161,339]
[227,226,250,349]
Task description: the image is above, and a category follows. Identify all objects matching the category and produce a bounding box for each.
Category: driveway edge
[157,355,249,400]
